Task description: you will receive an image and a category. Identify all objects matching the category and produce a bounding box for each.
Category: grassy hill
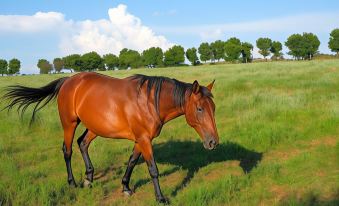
[0,60,338,206]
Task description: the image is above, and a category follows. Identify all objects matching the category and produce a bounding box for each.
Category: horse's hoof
[157,196,170,204]
[123,190,133,196]
[83,179,92,188]
[68,180,77,187]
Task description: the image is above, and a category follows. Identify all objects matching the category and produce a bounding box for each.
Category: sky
[0,0,339,74]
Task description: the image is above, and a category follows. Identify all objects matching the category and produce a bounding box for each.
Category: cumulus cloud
[60,5,172,55]
[0,4,172,55]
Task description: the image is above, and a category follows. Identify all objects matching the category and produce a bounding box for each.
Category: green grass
[0,60,338,205]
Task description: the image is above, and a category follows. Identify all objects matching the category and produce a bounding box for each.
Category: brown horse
[3,72,219,203]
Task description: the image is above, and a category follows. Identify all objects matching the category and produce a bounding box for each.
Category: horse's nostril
[209,139,216,148]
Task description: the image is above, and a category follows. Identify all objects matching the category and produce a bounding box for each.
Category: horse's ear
[207,80,215,91]
[192,80,200,94]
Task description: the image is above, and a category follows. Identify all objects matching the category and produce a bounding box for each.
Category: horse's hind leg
[77,129,97,187]
[62,121,78,187]
[122,144,141,195]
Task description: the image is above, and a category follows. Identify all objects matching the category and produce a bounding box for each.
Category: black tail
[2,77,69,125]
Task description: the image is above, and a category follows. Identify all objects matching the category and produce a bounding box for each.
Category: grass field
[0,60,338,206]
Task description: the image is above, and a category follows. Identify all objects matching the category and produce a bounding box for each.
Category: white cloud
[60,5,172,55]
[0,4,172,55]
[0,12,69,33]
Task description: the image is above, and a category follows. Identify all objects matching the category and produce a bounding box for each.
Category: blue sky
[1,0,339,73]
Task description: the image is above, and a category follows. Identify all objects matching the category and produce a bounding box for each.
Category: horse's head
[184,80,219,150]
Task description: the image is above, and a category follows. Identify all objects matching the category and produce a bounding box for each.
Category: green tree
[62,54,82,72]
[103,54,119,70]
[198,42,212,63]
[53,58,64,73]
[303,32,320,60]
[186,47,199,66]
[37,59,53,74]
[270,41,283,60]
[285,34,305,60]
[119,48,142,69]
[285,33,320,60]
[164,45,185,66]
[142,47,164,68]
[256,37,272,59]
[329,28,339,56]
[81,51,104,71]
[224,37,242,62]
[241,42,253,63]
[210,40,225,62]
[0,59,8,76]
[8,58,20,75]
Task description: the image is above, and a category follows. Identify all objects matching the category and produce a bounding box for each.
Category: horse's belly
[83,119,134,140]
[78,106,135,140]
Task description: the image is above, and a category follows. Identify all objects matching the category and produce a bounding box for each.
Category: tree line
[1,29,339,75]
[0,58,21,76]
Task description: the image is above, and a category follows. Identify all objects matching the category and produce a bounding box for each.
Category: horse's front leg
[138,137,169,204]
[122,145,141,195]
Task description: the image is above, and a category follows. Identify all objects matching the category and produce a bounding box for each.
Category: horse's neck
[159,84,186,124]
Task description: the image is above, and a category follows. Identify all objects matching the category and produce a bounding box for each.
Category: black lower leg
[77,130,94,183]
[122,149,140,193]
[147,158,168,204]
[62,142,76,186]
[81,143,94,182]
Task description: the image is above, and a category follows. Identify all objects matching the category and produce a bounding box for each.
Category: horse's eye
[197,107,203,112]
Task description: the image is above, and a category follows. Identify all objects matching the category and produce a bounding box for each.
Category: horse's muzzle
[203,137,218,150]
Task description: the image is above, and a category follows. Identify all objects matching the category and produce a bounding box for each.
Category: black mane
[132,74,191,113]
[132,74,213,115]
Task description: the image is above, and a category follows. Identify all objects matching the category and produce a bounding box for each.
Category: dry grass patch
[309,136,337,147]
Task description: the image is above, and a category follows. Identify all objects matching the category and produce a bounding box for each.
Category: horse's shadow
[134,140,262,196]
